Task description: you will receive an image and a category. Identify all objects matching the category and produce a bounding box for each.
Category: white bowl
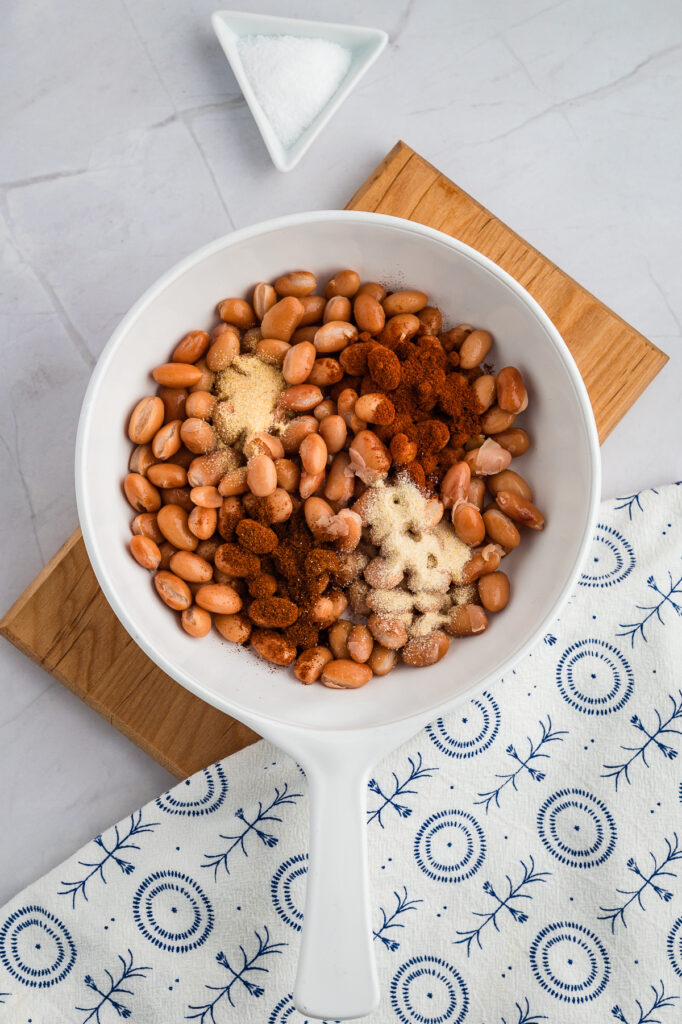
[76,211,600,1019]
[212,10,388,171]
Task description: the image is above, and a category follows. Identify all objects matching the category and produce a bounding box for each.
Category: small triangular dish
[212,10,388,171]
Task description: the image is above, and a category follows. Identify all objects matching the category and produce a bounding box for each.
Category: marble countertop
[1,0,680,906]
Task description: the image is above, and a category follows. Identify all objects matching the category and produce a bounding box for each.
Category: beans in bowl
[124,269,543,688]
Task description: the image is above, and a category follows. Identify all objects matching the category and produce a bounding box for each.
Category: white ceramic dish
[211,10,387,171]
[76,210,600,1020]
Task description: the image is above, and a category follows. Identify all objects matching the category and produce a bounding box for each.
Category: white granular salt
[237,34,352,147]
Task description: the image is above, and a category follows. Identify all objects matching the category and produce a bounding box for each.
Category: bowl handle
[293,759,379,1020]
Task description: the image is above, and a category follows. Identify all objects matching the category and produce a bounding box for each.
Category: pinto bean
[298,294,327,326]
[215,612,252,643]
[253,282,277,320]
[184,391,216,420]
[300,433,328,475]
[453,503,486,546]
[440,462,471,509]
[130,535,161,570]
[478,572,510,612]
[274,271,317,297]
[147,462,187,488]
[152,419,183,461]
[368,644,397,675]
[188,506,218,540]
[482,508,521,548]
[382,290,428,316]
[348,430,391,484]
[282,341,316,385]
[154,570,192,610]
[180,418,217,454]
[274,458,301,491]
[124,473,161,513]
[314,321,358,354]
[353,293,385,334]
[152,362,203,388]
[325,270,360,298]
[259,297,304,341]
[295,646,333,684]
[496,367,528,413]
[401,631,450,666]
[256,338,291,366]
[321,660,373,689]
[132,512,164,543]
[493,428,531,457]
[280,416,318,454]
[487,470,533,502]
[306,358,343,387]
[356,281,386,302]
[368,613,407,650]
[459,330,492,369]
[279,384,324,412]
[128,396,164,444]
[169,550,213,583]
[157,504,199,551]
[172,330,210,364]
[158,386,188,421]
[324,295,352,323]
[181,605,212,637]
[206,330,239,371]
[481,405,516,435]
[129,443,156,476]
[251,629,297,666]
[217,297,256,329]
[347,625,373,663]
[325,452,354,504]
[195,583,243,614]
[496,491,545,530]
[446,605,489,636]
[247,455,277,497]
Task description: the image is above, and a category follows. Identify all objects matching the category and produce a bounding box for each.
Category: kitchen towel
[1,482,680,1024]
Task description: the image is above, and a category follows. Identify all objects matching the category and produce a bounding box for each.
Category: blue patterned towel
[1,483,681,1024]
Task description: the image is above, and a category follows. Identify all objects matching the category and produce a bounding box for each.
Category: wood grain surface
[0,141,667,780]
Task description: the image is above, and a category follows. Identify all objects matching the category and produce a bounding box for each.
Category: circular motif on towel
[529,922,610,1003]
[579,525,635,588]
[268,993,340,1023]
[556,640,633,715]
[537,788,616,868]
[132,871,213,952]
[271,855,308,932]
[390,955,469,1024]
[156,763,228,816]
[414,810,485,884]
[0,905,76,988]
[667,917,682,978]
[426,692,500,759]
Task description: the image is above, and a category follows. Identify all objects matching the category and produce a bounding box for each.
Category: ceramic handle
[294,762,379,1020]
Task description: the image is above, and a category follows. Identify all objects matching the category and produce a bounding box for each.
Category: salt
[237,34,352,148]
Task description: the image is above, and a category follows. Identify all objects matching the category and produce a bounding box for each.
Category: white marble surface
[1,0,680,906]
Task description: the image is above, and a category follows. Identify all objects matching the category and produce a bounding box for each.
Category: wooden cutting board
[0,141,667,780]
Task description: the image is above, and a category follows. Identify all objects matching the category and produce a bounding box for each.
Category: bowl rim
[75,209,601,734]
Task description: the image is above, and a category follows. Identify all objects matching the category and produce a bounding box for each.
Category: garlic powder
[213,355,284,447]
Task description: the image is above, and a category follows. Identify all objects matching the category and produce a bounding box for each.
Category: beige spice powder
[360,477,472,638]
[213,354,285,447]
[362,478,470,588]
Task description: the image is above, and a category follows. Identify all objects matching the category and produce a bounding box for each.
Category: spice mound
[213,354,284,445]
[124,265,543,690]
[356,477,471,638]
